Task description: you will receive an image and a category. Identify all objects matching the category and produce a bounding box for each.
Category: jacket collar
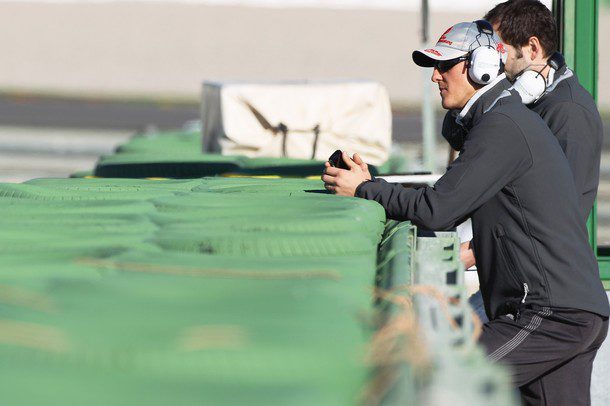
[456,74,513,130]
[542,64,573,95]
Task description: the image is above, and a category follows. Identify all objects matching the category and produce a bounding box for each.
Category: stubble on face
[502,42,529,80]
[493,26,528,81]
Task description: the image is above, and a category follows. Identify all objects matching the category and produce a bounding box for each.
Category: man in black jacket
[453,1,603,270]
[486,1,602,221]
[322,20,609,404]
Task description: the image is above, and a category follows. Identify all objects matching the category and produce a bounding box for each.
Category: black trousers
[479,306,608,406]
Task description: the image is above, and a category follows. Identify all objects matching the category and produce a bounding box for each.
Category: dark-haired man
[489,0,603,220]
[455,0,603,270]
[323,19,609,405]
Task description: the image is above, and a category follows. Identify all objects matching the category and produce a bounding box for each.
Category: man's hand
[322,152,371,196]
[460,240,476,269]
[351,153,373,180]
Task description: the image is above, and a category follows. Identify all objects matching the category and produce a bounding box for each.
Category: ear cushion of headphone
[469,46,501,85]
[512,70,546,104]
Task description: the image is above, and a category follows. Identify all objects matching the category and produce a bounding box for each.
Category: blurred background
[0,0,609,241]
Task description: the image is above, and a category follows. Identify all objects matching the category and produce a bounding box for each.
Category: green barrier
[0,176,388,405]
[0,219,156,237]
[412,232,516,405]
[69,169,95,178]
[229,156,327,177]
[413,234,469,346]
[152,231,377,257]
[376,220,416,291]
[0,200,158,220]
[190,177,324,193]
[25,177,205,192]
[0,162,514,404]
[0,271,372,405]
[93,153,243,178]
[0,234,153,256]
[368,221,418,405]
[153,214,380,236]
[0,183,176,202]
[115,130,200,154]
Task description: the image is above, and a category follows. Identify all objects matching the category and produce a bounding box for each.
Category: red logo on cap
[425,49,442,56]
[438,26,453,45]
[496,43,506,54]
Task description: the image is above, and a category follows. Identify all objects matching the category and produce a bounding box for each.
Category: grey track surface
[0,96,200,132]
[0,94,431,141]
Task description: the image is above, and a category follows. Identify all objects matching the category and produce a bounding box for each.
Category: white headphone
[512,70,546,104]
[512,52,566,104]
[468,20,504,85]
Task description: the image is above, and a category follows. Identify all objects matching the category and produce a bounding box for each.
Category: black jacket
[442,66,603,221]
[529,66,603,220]
[356,79,610,319]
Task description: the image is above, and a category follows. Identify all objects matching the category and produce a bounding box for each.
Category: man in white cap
[322,20,608,404]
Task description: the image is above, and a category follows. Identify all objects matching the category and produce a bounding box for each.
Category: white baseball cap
[413,21,507,67]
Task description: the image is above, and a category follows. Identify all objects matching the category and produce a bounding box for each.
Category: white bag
[201,80,392,166]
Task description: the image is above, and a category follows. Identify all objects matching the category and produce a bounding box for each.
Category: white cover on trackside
[201,80,392,165]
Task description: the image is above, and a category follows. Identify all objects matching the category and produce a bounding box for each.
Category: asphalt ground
[0,95,200,133]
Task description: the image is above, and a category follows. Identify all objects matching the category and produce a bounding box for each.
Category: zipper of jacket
[521,283,529,304]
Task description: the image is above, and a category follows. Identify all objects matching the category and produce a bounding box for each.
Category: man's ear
[528,36,543,61]
[465,72,484,91]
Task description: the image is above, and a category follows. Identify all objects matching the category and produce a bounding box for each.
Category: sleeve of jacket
[355,112,533,230]
[543,101,602,219]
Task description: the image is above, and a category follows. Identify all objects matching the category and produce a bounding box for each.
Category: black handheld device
[328,150,350,170]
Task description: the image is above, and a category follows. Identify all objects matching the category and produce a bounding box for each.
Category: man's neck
[538,59,551,79]
[456,73,509,127]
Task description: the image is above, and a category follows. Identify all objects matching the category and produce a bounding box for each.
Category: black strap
[277,123,288,157]
[310,124,321,160]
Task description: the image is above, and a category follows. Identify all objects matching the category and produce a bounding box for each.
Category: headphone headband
[474,20,494,36]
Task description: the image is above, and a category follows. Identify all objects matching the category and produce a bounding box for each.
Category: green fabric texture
[0,176,393,405]
[115,130,201,154]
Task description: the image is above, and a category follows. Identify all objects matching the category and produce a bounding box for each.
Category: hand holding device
[328,149,350,170]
